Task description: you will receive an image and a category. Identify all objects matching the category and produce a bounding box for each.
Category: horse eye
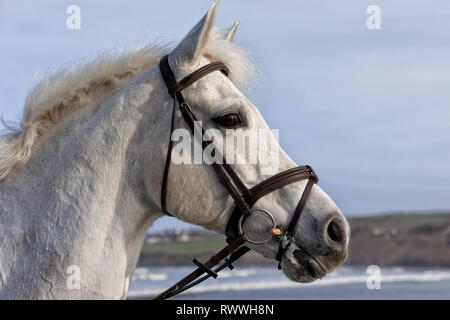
[213,112,242,127]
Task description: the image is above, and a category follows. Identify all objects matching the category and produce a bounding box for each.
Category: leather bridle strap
[274,177,316,266]
[154,56,255,300]
[225,165,318,242]
[153,235,248,300]
[166,246,250,297]
[159,55,252,218]
[155,54,320,300]
[167,61,229,97]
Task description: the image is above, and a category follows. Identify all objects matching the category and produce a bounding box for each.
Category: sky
[0,1,449,231]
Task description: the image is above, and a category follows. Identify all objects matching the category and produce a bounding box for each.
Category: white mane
[0,28,258,180]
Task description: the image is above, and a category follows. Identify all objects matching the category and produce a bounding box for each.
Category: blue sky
[1,1,449,231]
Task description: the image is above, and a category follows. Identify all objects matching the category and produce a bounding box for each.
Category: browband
[159,55,229,99]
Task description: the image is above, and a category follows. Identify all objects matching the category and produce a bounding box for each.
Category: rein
[153,55,318,300]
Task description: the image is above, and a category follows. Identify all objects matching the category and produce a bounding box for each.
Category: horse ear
[170,1,218,62]
[225,21,239,42]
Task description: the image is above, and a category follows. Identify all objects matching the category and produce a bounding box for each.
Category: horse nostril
[327,218,344,243]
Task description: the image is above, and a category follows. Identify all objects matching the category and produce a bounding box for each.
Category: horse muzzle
[279,215,350,283]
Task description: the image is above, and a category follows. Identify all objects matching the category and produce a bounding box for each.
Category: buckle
[305,165,319,183]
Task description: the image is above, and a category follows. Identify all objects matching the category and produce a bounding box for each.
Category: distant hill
[346,211,450,266]
[137,211,450,267]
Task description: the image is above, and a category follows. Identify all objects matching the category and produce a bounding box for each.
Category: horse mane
[0,28,259,180]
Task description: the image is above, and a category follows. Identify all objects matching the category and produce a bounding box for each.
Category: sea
[127,265,450,300]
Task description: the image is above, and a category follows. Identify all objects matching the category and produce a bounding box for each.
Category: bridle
[153,55,319,300]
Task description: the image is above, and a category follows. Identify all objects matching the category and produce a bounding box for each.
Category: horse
[0,1,350,299]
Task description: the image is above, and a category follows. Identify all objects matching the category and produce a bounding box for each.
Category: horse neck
[0,66,166,299]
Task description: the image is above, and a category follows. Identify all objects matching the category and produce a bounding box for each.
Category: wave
[127,269,450,298]
[214,269,257,278]
[132,272,167,282]
[131,267,257,282]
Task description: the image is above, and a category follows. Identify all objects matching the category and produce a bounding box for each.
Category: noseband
[154,55,318,300]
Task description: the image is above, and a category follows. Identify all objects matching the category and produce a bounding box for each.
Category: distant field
[141,235,226,254]
[138,211,450,267]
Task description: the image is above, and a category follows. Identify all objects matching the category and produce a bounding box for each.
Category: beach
[128,265,450,300]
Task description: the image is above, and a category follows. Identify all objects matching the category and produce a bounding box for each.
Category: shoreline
[138,212,450,268]
[128,265,450,300]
